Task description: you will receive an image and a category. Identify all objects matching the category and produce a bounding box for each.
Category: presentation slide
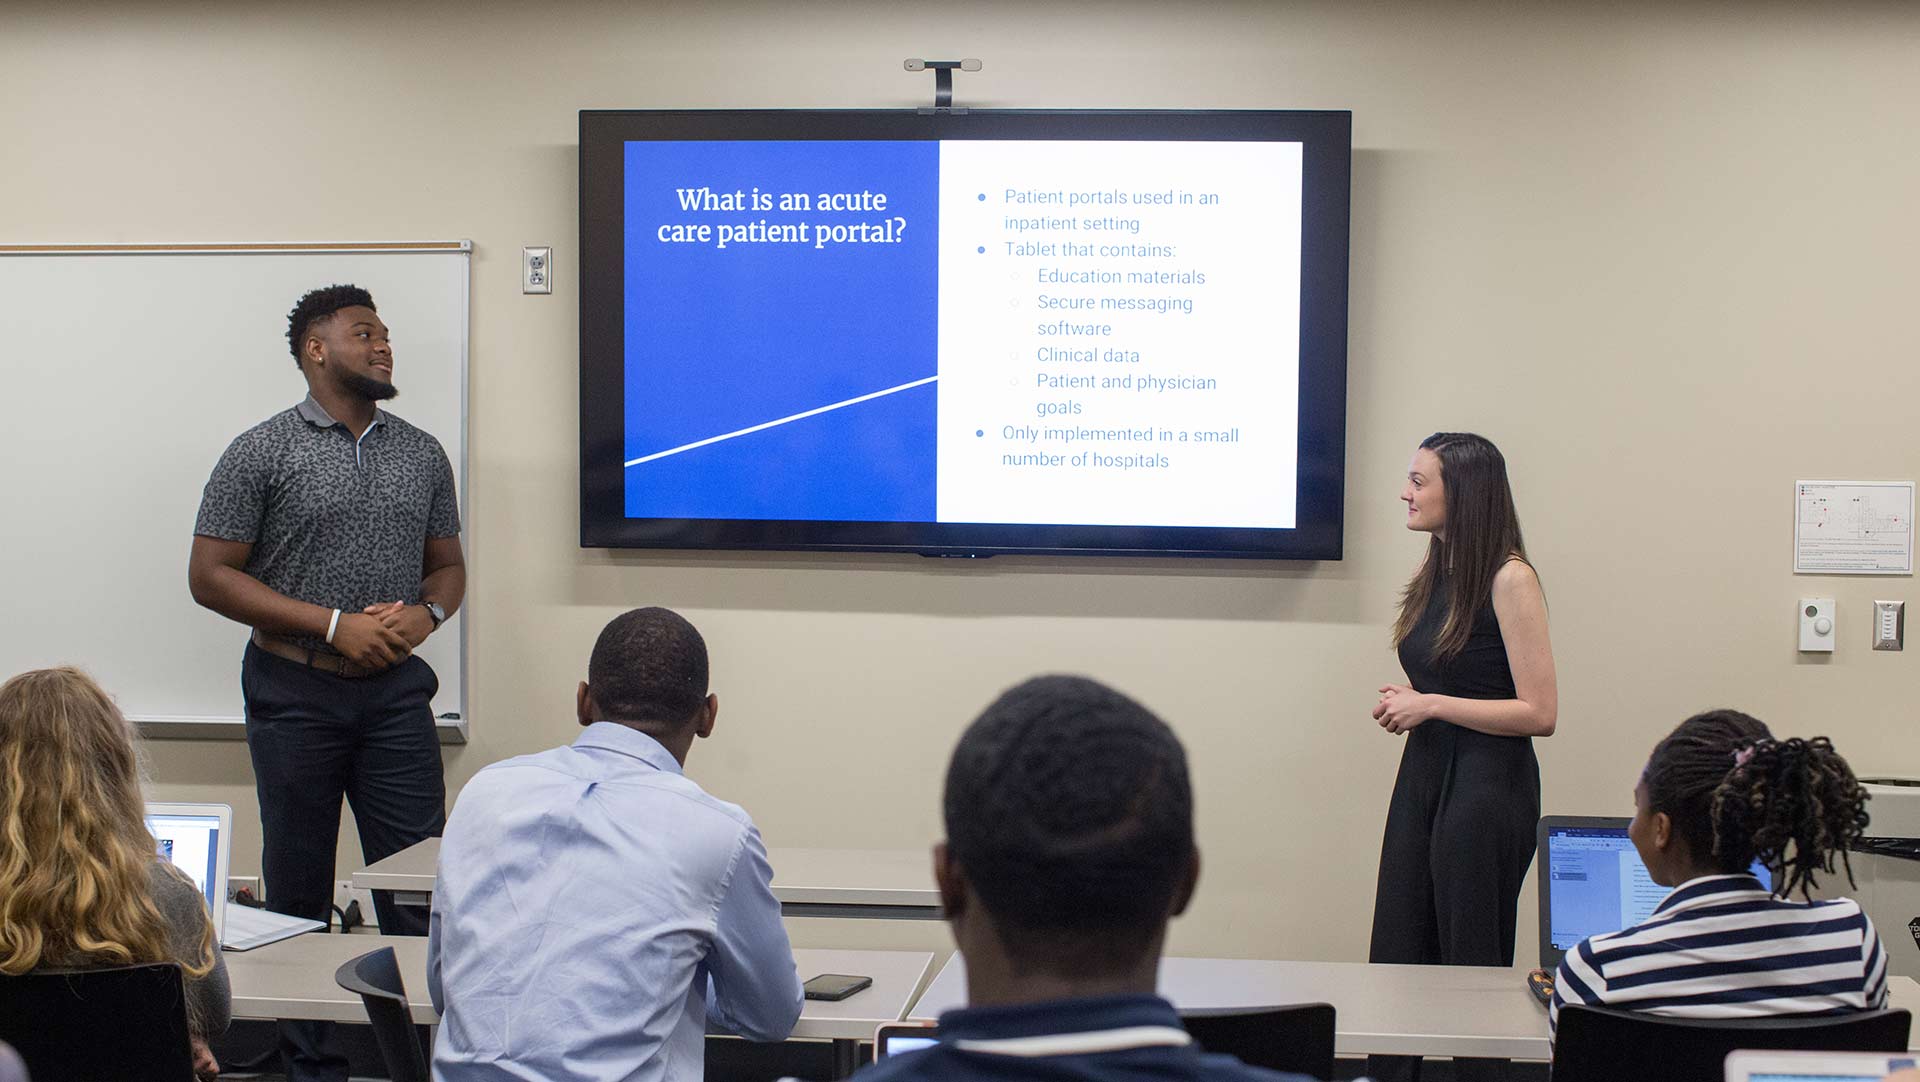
[621,139,1303,527]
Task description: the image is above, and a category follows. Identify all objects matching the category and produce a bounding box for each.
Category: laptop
[144,803,231,942]
[1724,1050,1918,1081]
[873,1023,940,1061]
[145,801,323,950]
[1537,814,1774,972]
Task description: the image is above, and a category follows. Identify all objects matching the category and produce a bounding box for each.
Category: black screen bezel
[580,108,1351,559]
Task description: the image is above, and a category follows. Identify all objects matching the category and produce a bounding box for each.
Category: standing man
[189,284,464,1082]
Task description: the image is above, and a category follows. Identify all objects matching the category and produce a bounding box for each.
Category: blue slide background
[623,140,939,521]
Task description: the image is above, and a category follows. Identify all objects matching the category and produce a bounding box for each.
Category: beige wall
[6,0,1918,965]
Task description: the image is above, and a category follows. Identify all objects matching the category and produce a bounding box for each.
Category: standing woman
[1367,433,1557,1082]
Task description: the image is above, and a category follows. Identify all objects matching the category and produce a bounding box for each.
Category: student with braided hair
[1550,709,1886,1036]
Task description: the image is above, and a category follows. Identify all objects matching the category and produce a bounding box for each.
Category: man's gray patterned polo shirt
[195,394,460,651]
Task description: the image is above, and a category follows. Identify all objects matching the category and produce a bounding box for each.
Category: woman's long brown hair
[1392,433,1533,661]
[0,667,214,979]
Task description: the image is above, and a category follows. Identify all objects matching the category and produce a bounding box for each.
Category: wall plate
[523,246,552,294]
[1874,600,1905,651]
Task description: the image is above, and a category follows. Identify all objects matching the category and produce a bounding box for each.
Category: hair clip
[1733,745,1756,768]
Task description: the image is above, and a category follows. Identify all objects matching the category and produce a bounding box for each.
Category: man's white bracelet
[325,608,342,645]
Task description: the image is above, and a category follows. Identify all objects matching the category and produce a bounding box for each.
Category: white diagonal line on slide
[624,374,939,468]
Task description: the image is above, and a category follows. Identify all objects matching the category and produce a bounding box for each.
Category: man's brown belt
[250,629,385,678]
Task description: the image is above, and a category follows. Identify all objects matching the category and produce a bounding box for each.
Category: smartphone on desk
[803,973,873,1001]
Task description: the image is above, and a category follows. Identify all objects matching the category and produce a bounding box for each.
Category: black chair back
[334,946,431,1082]
[0,963,195,1082]
[1182,1003,1336,1080]
[1552,1005,1912,1082]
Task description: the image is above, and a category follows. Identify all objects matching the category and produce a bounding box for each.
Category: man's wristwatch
[421,601,447,629]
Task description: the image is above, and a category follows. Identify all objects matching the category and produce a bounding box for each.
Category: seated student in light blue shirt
[427,607,802,1082]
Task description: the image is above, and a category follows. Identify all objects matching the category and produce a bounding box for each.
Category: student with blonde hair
[0,667,230,1079]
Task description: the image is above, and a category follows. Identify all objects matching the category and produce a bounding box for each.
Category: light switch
[1874,600,1905,651]
[1799,598,1836,653]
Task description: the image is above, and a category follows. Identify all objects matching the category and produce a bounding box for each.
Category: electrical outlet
[522,246,553,294]
[227,875,259,903]
[333,879,379,930]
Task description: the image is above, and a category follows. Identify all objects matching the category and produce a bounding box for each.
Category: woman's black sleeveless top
[1398,568,1519,701]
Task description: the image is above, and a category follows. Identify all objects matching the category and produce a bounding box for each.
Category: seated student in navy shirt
[1552,709,1886,1035]
[854,675,1321,1082]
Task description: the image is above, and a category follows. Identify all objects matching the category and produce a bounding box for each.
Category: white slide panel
[936,141,1303,528]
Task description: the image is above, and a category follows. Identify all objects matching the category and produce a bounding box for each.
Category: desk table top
[227,933,933,1041]
[910,954,1920,1061]
[354,839,940,912]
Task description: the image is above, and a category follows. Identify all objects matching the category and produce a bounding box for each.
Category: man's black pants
[242,642,447,1082]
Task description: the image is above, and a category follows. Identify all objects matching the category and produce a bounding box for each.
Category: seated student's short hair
[944,675,1194,969]
[587,607,709,727]
[286,284,376,367]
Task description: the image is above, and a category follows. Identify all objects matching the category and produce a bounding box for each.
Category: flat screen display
[580,110,1351,558]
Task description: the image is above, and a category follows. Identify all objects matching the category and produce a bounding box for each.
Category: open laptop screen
[1747,1075,1900,1081]
[873,1024,939,1061]
[144,803,230,939]
[1724,1050,1919,1080]
[1539,816,1772,970]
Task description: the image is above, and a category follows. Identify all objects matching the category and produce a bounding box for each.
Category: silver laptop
[144,802,232,942]
[1724,1050,1918,1081]
[1537,815,1773,971]
[145,801,324,950]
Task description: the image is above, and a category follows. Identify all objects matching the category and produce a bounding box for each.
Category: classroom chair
[0,962,196,1081]
[1551,1005,1912,1082]
[335,946,431,1082]
[1181,1002,1337,1080]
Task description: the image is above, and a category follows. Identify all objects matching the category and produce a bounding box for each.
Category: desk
[353,839,942,919]
[227,934,933,1077]
[909,955,1920,1061]
[768,847,941,920]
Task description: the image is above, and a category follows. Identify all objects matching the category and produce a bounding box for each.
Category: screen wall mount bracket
[904,58,981,113]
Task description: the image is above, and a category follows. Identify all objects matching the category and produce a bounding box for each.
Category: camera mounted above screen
[902,58,983,113]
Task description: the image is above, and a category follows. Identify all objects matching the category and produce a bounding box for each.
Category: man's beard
[341,372,399,401]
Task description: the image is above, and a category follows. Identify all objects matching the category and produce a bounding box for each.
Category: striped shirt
[1551,873,1887,1038]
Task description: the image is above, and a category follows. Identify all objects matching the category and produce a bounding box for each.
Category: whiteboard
[0,244,470,740]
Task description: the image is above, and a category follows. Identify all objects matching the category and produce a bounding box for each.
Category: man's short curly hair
[944,675,1195,973]
[587,608,710,728]
[286,284,376,367]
